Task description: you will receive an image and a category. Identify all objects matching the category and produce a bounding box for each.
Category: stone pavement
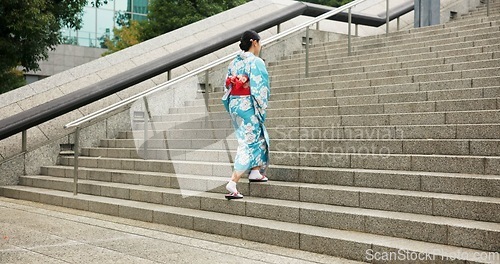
[0,197,361,264]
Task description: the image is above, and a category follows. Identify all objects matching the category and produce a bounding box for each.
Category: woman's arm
[249,57,270,122]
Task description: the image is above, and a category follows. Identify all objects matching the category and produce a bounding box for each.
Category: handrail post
[277,24,281,33]
[305,26,310,78]
[167,70,171,81]
[355,24,359,37]
[143,107,149,160]
[205,70,210,93]
[21,130,27,152]
[397,17,400,31]
[73,127,80,195]
[348,7,352,56]
[487,0,490,16]
[386,0,390,36]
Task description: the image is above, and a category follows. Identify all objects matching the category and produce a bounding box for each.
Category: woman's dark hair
[239,30,260,51]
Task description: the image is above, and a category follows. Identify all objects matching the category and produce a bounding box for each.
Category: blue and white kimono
[225,51,270,173]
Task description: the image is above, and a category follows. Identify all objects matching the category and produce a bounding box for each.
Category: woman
[224,30,270,200]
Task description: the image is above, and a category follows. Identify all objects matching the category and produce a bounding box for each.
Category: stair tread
[175,96,500,109]
[283,37,500,64]
[189,86,500,105]
[17,175,500,231]
[68,152,500,160]
[303,24,500,52]
[274,38,500,66]
[126,123,500,130]
[93,138,500,143]
[44,164,500,180]
[0,185,496,262]
[41,164,500,203]
[303,19,500,49]
[136,108,500,123]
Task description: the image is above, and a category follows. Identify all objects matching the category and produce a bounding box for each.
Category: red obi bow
[226,75,250,95]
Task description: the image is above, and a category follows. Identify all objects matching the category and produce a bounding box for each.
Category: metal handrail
[65,0,370,129]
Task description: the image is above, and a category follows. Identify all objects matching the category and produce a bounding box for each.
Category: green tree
[140,0,247,41]
[0,69,26,94]
[0,0,110,94]
[101,20,142,56]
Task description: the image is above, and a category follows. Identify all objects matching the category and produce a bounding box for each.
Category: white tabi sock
[249,170,262,179]
[226,180,237,193]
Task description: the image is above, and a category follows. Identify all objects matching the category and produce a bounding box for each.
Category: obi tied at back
[226,75,250,96]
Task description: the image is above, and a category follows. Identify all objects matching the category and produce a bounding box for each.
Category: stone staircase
[2,1,500,262]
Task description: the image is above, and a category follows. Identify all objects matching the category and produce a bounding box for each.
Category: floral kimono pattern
[225,52,270,173]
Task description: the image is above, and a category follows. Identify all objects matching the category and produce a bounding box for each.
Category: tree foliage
[102,20,141,56]
[138,0,353,43]
[140,0,247,41]
[0,0,89,93]
[101,0,355,55]
[0,69,26,94]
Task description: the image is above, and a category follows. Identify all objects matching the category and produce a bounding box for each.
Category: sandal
[225,192,244,200]
[248,174,268,182]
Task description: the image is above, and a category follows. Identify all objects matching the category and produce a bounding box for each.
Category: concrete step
[78,146,500,174]
[284,25,500,63]
[278,97,498,117]
[271,29,500,68]
[58,150,500,175]
[173,98,500,122]
[14,174,500,252]
[270,52,500,78]
[179,85,500,116]
[194,77,499,107]
[6,172,500,223]
[119,123,500,140]
[266,109,500,128]
[270,42,500,79]
[118,128,235,140]
[184,94,500,117]
[286,18,500,58]
[270,55,500,83]
[269,65,500,90]
[454,11,500,25]
[93,137,500,156]
[207,75,500,100]
[266,49,500,85]
[129,110,500,137]
[142,108,500,130]
[270,48,488,75]
[1,186,497,262]
[463,9,500,18]
[271,69,499,93]
[465,7,500,15]
[39,164,500,198]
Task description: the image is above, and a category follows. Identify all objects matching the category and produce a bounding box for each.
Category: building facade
[61,0,149,48]
[25,0,150,83]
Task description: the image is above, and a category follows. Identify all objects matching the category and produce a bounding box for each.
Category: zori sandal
[225,192,244,200]
[249,174,268,182]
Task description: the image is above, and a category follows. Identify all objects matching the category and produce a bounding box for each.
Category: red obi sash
[226,75,250,96]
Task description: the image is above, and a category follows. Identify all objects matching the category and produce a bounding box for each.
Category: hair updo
[239,30,261,51]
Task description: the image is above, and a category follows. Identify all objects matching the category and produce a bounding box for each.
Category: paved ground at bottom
[0,197,361,264]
